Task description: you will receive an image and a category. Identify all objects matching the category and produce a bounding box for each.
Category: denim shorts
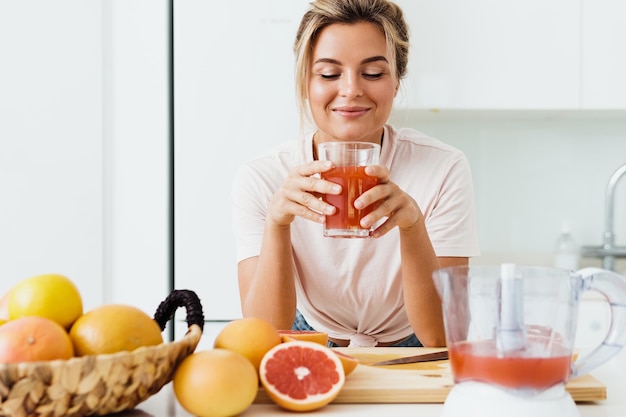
[292,310,423,348]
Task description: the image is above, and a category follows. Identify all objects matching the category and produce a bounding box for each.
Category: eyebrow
[313,56,389,65]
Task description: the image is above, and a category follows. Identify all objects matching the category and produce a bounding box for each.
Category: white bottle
[554,221,579,271]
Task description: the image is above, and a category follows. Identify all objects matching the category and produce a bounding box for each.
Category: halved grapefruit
[333,350,359,376]
[259,340,345,411]
[278,329,328,345]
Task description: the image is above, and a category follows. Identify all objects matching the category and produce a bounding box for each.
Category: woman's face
[309,21,398,145]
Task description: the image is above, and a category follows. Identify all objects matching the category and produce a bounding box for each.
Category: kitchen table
[108,345,626,417]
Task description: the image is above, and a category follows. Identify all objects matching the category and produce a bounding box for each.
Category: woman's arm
[238,222,296,330]
[237,160,338,330]
[398,216,466,347]
[357,164,469,347]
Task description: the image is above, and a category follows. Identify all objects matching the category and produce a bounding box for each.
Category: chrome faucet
[581,163,626,270]
[602,163,626,269]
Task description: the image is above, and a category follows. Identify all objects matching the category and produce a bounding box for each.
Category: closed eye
[320,73,383,80]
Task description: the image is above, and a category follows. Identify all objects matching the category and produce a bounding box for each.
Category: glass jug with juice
[432,264,626,417]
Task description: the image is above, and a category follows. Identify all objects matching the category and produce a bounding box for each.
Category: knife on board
[371,349,448,366]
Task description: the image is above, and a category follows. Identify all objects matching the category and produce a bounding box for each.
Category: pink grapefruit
[259,340,345,411]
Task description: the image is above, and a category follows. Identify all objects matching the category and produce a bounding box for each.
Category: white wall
[391,110,626,273]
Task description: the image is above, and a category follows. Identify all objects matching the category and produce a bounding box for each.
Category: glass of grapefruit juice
[317,141,380,238]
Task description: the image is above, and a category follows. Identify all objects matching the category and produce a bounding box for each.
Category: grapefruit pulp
[259,340,345,411]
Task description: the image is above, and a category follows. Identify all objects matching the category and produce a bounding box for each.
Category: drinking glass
[317,141,380,238]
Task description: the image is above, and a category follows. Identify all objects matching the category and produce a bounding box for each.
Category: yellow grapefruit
[213,317,282,373]
[278,329,328,345]
[173,349,258,417]
[8,273,83,329]
[0,316,74,363]
[259,340,345,411]
[69,304,163,356]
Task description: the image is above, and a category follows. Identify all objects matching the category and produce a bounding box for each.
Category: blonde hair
[293,0,409,129]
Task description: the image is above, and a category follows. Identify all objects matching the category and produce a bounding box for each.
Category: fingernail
[354,200,364,209]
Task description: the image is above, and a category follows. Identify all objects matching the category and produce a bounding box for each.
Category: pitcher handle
[571,267,626,378]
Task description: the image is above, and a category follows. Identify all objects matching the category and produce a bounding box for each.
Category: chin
[330,129,377,143]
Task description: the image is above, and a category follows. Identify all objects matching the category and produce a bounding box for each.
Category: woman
[231,0,480,347]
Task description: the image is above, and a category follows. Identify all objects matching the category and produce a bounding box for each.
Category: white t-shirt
[231,124,480,346]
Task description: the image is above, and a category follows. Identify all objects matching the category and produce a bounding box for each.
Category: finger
[358,184,406,228]
[364,164,390,182]
[295,160,334,177]
[360,197,396,229]
[285,166,341,196]
[370,217,396,238]
[299,175,342,196]
[283,188,336,216]
[281,199,329,223]
[354,182,393,213]
[363,192,422,232]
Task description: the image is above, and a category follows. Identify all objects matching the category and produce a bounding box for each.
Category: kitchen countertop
[109,347,626,417]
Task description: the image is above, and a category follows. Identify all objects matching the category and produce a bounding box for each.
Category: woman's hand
[356,165,423,238]
[267,160,341,226]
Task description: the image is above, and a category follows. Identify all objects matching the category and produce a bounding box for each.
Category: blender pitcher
[432,264,626,417]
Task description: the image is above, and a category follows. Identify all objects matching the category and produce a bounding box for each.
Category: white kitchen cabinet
[173,0,309,328]
[103,0,171,317]
[0,1,170,320]
[395,0,581,110]
[581,0,626,109]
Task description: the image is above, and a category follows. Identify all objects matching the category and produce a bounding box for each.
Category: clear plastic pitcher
[432,265,626,394]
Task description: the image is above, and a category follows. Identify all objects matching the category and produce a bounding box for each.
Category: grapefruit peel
[278,329,328,345]
[333,349,359,376]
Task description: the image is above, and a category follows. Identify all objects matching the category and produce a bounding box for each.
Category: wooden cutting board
[255,347,606,404]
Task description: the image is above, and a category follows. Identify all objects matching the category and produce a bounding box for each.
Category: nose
[338,71,363,98]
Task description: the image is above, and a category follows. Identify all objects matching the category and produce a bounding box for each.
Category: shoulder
[384,124,469,173]
[232,138,307,192]
[387,124,463,156]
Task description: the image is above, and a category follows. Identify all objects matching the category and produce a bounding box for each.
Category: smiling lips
[333,106,370,118]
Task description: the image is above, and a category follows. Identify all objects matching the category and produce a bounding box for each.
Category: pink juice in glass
[322,166,378,238]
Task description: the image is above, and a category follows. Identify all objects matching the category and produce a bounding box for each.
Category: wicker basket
[0,289,204,417]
